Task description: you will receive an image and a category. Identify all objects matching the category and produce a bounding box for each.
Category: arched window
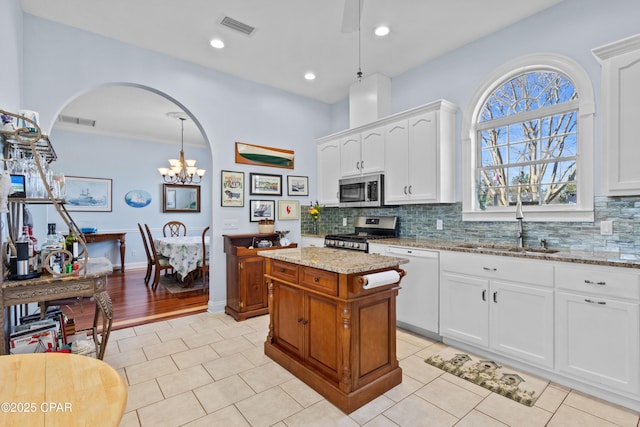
[462,55,594,222]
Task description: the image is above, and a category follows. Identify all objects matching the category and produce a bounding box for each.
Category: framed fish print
[221,170,244,207]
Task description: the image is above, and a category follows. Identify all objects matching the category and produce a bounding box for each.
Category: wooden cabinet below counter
[223,233,297,321]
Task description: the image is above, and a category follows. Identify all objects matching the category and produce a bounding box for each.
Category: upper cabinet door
[594,34,640,195]
[407,110,439,202]
[384,120,410,204]
[317,139,341,206]
[339,134,362,177]
[360,126,385,175]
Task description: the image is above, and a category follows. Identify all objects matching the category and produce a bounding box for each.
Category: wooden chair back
[199,226,210,288]
[163,221,187,237]
[145,224,173,290]
[138,223,153,285]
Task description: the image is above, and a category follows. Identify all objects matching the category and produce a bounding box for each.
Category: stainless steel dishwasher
[386,246,440,338]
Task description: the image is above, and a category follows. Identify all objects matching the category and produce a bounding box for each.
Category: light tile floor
[107,312,640,427]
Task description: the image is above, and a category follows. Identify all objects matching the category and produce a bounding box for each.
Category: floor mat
[425,347,548,406]
[158,275,206,294]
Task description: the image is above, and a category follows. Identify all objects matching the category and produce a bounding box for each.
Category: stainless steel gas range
[324,216,399,253]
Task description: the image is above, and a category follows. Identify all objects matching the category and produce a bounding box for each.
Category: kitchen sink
[455,243,559,254]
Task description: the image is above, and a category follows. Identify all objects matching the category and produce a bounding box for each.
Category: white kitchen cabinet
[317,139,340,206]
[555,263,640,395]
[440,251,554,368]
[339,126,385,177]
[593,34,640,195]
[384,101,457,204]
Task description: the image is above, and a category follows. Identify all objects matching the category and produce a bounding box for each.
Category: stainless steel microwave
[338,174,385,208]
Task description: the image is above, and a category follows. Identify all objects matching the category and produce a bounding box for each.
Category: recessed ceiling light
[210,38,225,49]
[304,72,316,81]
[374,26,390,37]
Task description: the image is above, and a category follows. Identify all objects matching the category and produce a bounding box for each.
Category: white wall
[383,0,640,199]
[20,14,332,313]
[0,0,22,109]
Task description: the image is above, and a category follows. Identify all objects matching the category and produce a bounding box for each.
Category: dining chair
[197,226,210,289]
[144,224,173,290]
[138,223,154,285]
[163,221,187,237]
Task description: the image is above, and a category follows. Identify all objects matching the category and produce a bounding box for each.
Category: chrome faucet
[515,200,524,249]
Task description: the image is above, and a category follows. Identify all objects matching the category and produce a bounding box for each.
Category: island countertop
[258,246,409,274]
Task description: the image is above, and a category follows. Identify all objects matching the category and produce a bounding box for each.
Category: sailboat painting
[65,176,112,212]
[125,190,152,208]
[235,142,294,169]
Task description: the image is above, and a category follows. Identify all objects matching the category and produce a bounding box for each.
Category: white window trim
[462,54,595,222]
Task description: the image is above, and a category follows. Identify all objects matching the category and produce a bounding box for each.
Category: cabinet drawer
[270,259,299,283]
[301,267,338,296]
[441,251,554,287]
[556,264,640,300]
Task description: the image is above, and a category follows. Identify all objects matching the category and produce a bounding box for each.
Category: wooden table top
[0,353,127,427]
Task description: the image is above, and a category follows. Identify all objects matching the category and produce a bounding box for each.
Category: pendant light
[157,113,205,184]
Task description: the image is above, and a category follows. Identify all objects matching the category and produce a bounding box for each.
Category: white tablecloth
[154,236,209,279]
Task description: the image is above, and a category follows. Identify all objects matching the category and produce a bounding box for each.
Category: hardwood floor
[71,268,210,331]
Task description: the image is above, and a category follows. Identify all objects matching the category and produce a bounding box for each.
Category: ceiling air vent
[220,16,256,36]
[58,114,96,127]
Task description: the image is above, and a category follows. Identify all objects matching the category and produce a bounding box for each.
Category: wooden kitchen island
[259,247,408,413]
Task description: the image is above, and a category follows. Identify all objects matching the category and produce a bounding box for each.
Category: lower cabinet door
[556,292,640,394]
[273,282,304,358]
[305,292,340,381]
[241,256,268,312]
[440,272,489,347]
[489,280,554,368]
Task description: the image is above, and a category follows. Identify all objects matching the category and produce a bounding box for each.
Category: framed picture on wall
[65,176,112,212]
[221,170,244,207]
[278,200,300,220]
[286,175,309,196]
[249,200,275,222]
[249,173,282,196]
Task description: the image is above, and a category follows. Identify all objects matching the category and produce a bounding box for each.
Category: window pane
[475,70,578,209]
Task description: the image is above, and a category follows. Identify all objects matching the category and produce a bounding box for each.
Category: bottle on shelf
[41,223,63,274]
[65,222,79,264]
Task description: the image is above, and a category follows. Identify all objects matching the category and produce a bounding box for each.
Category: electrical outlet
[600,220,613,235]
[436,219,444,230]
[223,219,239,229]
[342,217,347,226]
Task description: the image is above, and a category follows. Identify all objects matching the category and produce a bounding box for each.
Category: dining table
[0,352,127,427]
[154,235,209,285]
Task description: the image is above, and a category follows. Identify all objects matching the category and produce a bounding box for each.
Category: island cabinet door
[273,282,305,358]
[304,292,340,382]
[350,290,398,390]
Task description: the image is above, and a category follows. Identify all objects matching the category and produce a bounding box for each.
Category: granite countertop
[258,247,409,274]
[302,234,640,270]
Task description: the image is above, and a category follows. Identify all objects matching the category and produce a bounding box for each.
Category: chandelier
[157,113,205,184]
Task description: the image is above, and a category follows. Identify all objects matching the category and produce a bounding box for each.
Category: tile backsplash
[301,196,640,261]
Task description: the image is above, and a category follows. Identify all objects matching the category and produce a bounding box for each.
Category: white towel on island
[362,270,400,289]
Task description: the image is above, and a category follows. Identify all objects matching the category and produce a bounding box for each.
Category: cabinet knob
[584,298,606,305]
[481,290,487,301]
[408,185,412,194]
[279,268,285,273]
[297,317,304,323]
[403,186,408,195]
[492,291,498,303]
[313,277,319,282]
[301,319,309,325]
[483,267,497,272]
